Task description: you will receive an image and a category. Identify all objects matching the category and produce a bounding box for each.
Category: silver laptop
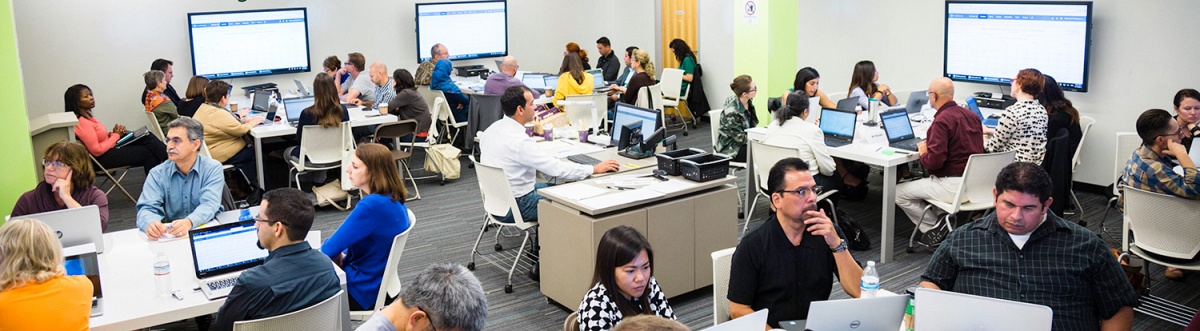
[63,243,104,317]
[587,68,609,92]
[906,90,929,114]
[189,220,268,300]
[294,79,310,96]
[836,97,859,111]
[915,288,1052,331]
[27,205,105,253]
[521,73,547,91]
[543,75,560,89]
[701,308,768,331]
[779,296,908,331]
[282,96,315,126]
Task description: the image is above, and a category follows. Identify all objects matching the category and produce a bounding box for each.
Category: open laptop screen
[283,96,315,123]
[543,75,560,89]
[881,109,915,141]
[819,108,856,137]
[189,220,268,278]
[64,250,102,300]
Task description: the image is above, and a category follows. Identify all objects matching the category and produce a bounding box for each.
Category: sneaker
[1165,267,1185,281]
[920,223,950,246]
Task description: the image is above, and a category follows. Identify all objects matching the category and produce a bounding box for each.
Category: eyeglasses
[1159,128,1184,137]
[777,186,823,197]
[254,216,289,227]
[165,137,194,145]
[42,159,66,168]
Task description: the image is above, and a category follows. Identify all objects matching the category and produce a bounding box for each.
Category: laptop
[880,108,923,152]
[906,90,929,114]
[778,295,908,331]
[494,59,504,71]
[543,75,560,89]
[967,96,999,127]
[522,73,547,91]
[914,288,1052,331]
[189,220,269,300]
[250,89,271,112]
[294,79,310,96]
[63,243,104,317]
[836,97,859,112]
[819,108,857,147]
[701,308,769,331]
[587,68,609,92]
[282,96,315,126]
[28,205,105,253]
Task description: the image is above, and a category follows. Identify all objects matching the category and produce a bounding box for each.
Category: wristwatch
[830,239,847,253]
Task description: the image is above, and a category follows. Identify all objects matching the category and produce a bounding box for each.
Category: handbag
[836,211,871,251]
[424,143,462,180]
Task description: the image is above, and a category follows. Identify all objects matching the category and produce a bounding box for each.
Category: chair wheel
[466,262,475,270]
[440,180,446,186]
[906,247,915,253]
[468,164,475,169]
[504,285,513,293]
[494,243,503,251]
[738,212,744,219]
[682,131,689,136]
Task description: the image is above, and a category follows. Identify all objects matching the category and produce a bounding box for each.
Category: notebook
[914,288,1052,331]
[114,126,151,149]
[819,108,857,147]
[779,295,908,331]
[63,243,104,317]
[188,220,269,300]
[28,205,105,253]
[880,108,923,152]
[522,73,547,90]
[282,96,315,125]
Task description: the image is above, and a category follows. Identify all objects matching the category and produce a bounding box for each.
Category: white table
[248,106,397,188]
[89,210,345,331]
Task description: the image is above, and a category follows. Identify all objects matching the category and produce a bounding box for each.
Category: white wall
[698,0,735,114]
[14,0,656,131]
[800,0,1200,186]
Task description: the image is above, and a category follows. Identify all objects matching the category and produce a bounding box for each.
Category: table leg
[880,165,896,263]
[254,136,265,189]
[743,144,754,220]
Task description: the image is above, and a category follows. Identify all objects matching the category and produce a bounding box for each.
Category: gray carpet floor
[96,119,1198,330]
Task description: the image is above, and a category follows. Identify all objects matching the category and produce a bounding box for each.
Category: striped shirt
[1120,145,1200,208]
[922,212,1138,331]
[374,79,396,107]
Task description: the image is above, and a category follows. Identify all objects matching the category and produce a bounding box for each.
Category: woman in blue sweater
[321,143,411,310]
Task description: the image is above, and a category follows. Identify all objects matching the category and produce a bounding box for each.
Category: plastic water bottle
[154,251,172,296]
[861,260,880,298]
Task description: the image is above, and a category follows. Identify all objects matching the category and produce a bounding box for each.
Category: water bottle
[861,260,879,298]
[154,251,172,296]
[865,98,881,126]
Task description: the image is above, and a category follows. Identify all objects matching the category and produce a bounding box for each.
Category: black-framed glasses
[777,186,823,197]
[254,216,288,227]
[1160,128,1184,137]
[42,159,66,168]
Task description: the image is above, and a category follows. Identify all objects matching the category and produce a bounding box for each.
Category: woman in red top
[67,84,167,175]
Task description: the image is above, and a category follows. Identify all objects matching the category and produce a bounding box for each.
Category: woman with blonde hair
[322,143,412,311]
[0,218,93,330]
[566,42,592,70]
[12,141,110,230]
[553,53,595,107]
[618,49,656,106]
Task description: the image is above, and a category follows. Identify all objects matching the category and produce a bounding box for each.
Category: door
[661,0,698,70]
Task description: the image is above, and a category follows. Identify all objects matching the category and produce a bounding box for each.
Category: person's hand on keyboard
[592,160,620,174]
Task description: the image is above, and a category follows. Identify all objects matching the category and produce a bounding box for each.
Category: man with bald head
[895,77,985,246]
[483,56,545,98]
[351,62,395,108]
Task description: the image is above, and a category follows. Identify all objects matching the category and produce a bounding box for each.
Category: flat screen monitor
[944,1,1093,92]
[415,1,508,63]
[188,8,311,79]
[611,102,661,147]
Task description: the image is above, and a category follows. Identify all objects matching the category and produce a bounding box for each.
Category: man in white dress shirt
[478,85,619,280]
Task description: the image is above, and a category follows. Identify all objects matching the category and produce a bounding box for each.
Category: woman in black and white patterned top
[577,226,676,331]
[985,68,1049,164]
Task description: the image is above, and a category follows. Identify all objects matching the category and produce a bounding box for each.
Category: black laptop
[819,108,857,147]
[880,108,923,152]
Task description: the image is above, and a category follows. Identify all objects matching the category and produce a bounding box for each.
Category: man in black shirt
[212,188,341,331]
[920,162,1137,331]
[727,158,863,329]
[142,59,182,106]
[595,37,621,82]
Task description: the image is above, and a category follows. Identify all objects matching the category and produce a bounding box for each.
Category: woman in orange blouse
[67,84,167,174]
[0,218,93,331]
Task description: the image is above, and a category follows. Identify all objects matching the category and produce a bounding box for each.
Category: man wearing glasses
[1121,108,1200,281]
[135,117,226,239]
[726,158,863,329]
[213,188,340,331]
[895,78,985,247]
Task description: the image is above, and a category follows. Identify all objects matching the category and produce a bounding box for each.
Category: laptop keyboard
[567,154,602,165]
[206,277,237,291]
[892,139,922,151]
[825,137,853,147]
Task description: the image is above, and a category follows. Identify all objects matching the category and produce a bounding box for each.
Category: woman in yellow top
[553,53,594,107]
[192,79,265,185]
[0,218,93,331]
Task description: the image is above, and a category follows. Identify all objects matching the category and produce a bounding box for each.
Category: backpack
[836,212,871,251]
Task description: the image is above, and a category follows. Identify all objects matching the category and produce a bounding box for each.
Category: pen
[607,186,635,190]
[875,147,883,152]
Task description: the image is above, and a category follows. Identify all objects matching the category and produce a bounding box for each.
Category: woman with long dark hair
[390,69,432,141]
[67,84,167,175]
[284,73,350,192]
[553,53,594,107]
[577,226,675,331]
[1038,75,1083,154]
[847,60,897,109]
[780,67,836,109]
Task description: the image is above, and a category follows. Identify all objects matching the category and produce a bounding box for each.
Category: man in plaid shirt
[1121,108,1200,281]
[921,162,1137,331]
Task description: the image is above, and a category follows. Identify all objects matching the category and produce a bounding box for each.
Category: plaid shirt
[1120,145,1200,207]
[921,212,1138,331]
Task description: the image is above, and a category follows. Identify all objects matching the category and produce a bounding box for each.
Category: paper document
[542,184,609,201]
[577,189,662,210]
[644,179,696,194]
